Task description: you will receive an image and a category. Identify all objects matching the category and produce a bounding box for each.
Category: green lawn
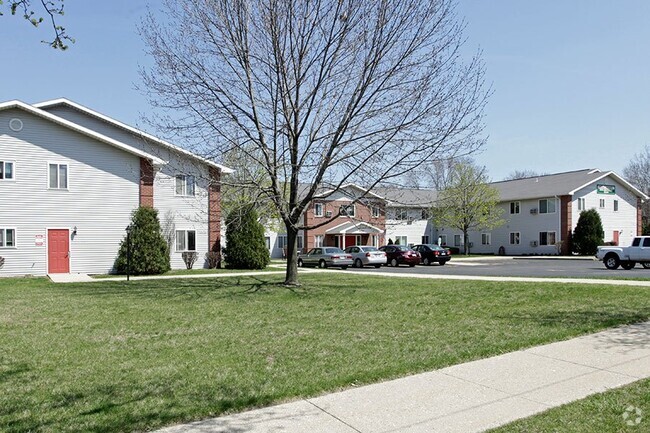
[490,378,650,432]
[1,274,649,432]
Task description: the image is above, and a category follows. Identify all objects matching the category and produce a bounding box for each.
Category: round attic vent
[9,118,23,132]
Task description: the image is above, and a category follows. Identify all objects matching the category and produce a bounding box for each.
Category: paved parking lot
[348,257,650,279]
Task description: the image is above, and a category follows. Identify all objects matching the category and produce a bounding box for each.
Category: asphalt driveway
[348,257,650,279]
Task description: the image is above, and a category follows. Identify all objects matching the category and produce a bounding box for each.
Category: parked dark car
[412,244,451,266]
[298,247,353,269]
[378,245,421,267]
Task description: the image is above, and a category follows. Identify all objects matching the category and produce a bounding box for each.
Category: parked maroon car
[378,245,421,267]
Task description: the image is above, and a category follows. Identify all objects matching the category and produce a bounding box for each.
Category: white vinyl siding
[0,108,141,275]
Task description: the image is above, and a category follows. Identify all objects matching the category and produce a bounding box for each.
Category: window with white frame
[0,161,14,180]
[539,198,556,214]
[314,203,323,217]
[395,208,408,220]
[614,200,619,212]
[48,163,68,189]
[577,198,586,211]
[175,230,196,251]
[372,206,380,218]
[297,236,304,250]
[439,234,447,245]
[265,237,271,250]
[510,201,520,214]
[454,234,462,246]
[509,232,520,245]
[481,233,491,245]
[395,235,408,245]
[314,235,323,247]
[175,175,195,196]
[278,235,287,249]
[421,208,431,220]
[339,204,355,217]
[0,228,16,247]
[539,231,556,246]
[421,235,430,244]
[599,198,605,209]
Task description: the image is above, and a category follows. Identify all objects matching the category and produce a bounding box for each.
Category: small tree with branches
[140,0,489,285]
[1,0,73,49]
[432,162,504,255]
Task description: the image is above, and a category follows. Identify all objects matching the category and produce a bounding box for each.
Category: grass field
[490,378,650,432]
[1,273,649,432]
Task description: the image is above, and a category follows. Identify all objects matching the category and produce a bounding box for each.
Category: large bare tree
[140,0,489,285]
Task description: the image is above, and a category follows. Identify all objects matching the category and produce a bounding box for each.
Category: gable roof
[491,169,648,201]
[0,100,166,166]
[373,187,437,207]
[33,98,233,174]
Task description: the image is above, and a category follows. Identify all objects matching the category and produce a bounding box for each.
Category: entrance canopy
[325,221,382,235]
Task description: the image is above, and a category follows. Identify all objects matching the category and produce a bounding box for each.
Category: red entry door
[345,235,357,248]
[48,229,70,273]
[613,231,620,246]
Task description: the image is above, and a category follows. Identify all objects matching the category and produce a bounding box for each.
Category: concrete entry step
[48,273,94,283]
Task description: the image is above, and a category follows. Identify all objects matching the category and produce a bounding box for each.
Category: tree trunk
[284,224,300,286]
[463,230,469,255]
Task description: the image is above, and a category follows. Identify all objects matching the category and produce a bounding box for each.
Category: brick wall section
[139,158,154,207]
[303,200,386,251]
[638,198,643,236]
[560,195,572,255]
[208,166,222,253]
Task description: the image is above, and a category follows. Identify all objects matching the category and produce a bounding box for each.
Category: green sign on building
[596,184,616,195]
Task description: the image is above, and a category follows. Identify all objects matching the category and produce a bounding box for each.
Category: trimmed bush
[572,209,604,255]
[205,251,220,269]
[182,252,198,269]
[223,205,270,269]
[114,207,171,275]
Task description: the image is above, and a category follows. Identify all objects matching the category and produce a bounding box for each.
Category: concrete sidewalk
[157,321,650,433]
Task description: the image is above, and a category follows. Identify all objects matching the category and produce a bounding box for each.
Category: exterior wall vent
[530,208,538,214]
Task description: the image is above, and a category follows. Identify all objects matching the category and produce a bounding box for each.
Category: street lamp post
[126,224,132,281]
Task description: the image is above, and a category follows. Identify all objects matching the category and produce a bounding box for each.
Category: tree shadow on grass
[498,309,650,330]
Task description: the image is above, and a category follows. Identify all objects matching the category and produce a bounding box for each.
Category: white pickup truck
[596,236,650,270]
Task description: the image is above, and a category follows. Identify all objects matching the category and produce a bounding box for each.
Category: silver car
[344,245,387,268]
[298,247,353,269]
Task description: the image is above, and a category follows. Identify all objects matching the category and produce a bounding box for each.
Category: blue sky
[2,0,649,181]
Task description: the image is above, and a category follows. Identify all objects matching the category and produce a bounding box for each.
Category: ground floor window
[421,235,430,244]
[265,237,271,250]
[0,228,16,247]
[539,231,556,246]
[394,236,408,245]
[454,234,462,246]
[278,235,287,249]
[370,234,379,247]
[314,235,323,247]
[509,232,520,245]
[175,230,196,251]
[438,234,447,246]
[297,236,304,250]
[481,233,491,245]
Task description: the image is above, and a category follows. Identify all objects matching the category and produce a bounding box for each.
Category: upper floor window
[175,230,196,251]
[314,202,323,217]
[510,201,520,214]
[577,198,586,211]
[395,208,408,220]
[339,204,355,217]
[0,228,16,248]
[421,208,431,220]
[175,175,195,196]
[539,198,556,214]
[0,161,14,180]
[613,200,619,212]
[49,163,68,189]
[599,198,605,209]
[372,206,381,218]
